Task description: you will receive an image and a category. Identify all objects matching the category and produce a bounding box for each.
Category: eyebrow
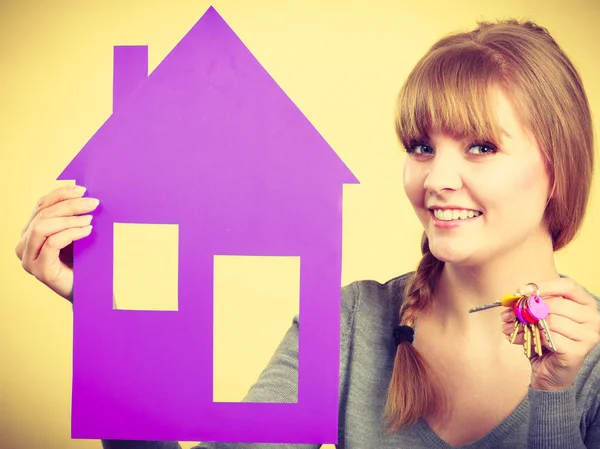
[501,128,512,139]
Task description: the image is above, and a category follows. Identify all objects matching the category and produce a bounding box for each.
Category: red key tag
[521,300,537,324]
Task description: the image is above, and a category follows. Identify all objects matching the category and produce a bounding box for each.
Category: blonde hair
[385,19,595,431]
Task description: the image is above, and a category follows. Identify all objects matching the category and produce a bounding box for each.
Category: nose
[422,154,463,194]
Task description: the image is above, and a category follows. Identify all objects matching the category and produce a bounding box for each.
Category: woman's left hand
[501,277,600,391]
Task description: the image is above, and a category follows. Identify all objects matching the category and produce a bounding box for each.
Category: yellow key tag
[500,293,524,307]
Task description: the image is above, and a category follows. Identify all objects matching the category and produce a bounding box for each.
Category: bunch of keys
[469,287,556,358]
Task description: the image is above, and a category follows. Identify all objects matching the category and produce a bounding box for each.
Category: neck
[427,231,560,337]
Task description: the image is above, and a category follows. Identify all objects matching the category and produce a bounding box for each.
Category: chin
[428,242,477,266]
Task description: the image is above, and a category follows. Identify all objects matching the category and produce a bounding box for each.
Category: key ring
[522,282,540,296]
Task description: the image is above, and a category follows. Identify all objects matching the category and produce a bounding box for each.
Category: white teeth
[433,209,481,221]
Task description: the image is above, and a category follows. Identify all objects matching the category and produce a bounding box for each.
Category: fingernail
[86,198,100,207]
[73,185,86,195]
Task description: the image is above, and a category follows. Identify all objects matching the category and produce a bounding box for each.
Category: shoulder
[336,274,414,400]
[339,272,413,344]
[342,272,413,316]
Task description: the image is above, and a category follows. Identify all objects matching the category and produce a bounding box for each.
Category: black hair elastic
[393,325,415,346]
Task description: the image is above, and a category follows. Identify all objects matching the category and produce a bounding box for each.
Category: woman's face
[402,88,553,266]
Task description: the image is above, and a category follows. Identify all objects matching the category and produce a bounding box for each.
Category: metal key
[514,297,532,358]
[523,322,532,358]
[469,293,524,313]
[521,296,543,357]
[532,323,543,357]
[537,319,556,352]
[509,318,521,344]
[528,295,556,352]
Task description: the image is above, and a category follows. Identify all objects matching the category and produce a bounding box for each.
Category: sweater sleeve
[527,343,600,448]
[101,283,358,449]
[526,294,600,448]
[527,386,586,448]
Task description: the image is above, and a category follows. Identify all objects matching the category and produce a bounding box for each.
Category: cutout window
[213,255,300,403]
[113,223,179,311]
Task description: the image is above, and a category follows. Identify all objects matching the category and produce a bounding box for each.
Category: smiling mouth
[430,209,483,221]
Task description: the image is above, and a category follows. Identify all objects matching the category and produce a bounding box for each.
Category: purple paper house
[57,6,358,444]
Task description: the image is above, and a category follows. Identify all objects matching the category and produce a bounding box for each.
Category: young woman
[16,18,600,448]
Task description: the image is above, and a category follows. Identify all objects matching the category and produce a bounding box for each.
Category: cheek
[403,162,424,205]
[481,166,549,218]
[509,169,548,206]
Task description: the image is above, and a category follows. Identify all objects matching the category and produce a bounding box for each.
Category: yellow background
[2,0,599,448]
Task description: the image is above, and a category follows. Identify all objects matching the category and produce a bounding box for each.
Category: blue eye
[405,141,498,159]
[406,143,434,158]
[468,143,497,155]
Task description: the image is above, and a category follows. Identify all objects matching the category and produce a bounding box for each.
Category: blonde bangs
[396,45,507,148]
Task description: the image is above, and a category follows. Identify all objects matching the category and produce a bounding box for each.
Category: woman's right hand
[15,185,99,302]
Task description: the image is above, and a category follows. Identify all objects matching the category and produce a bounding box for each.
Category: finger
[16,185,88,259]
[544,297,595,324]
[520,277,595,307]
[502,321,524,344]
[34,226,93,281]
[19,196,99,262]
[536,326,588,356]
[501,308,515,323]
[503,320,518,335]
[36,196,100,221]
[22,185,87,236]
[21,215,94,270]
[545,314,599,343]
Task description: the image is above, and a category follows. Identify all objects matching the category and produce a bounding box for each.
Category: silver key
[538,318,556,352]
[532,323,543,357]
[469,293,523,313]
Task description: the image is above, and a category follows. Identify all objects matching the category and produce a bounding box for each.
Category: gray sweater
[102,273,600,448]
